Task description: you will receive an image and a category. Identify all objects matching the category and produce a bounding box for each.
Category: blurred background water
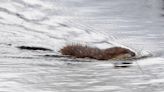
[0,0,164,92]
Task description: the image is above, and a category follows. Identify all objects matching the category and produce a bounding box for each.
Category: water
[0,0,164,92]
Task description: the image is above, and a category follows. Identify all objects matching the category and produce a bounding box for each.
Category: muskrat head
[103,47,136,59]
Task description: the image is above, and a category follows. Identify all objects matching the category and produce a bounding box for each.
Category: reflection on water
[0,0,164,92]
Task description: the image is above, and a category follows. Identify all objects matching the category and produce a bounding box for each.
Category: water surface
[0,0,164,92]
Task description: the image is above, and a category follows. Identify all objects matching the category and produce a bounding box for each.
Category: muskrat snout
[130,52,136,57]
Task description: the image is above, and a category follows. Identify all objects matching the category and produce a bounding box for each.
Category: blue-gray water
[0,0,164,92]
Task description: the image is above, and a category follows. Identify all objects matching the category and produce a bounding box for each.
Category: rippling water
[0,0,164,92]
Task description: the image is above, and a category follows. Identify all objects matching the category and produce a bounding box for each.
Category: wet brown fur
[60,45,136,60]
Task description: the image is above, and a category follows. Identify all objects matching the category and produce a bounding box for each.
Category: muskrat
[60,45,136,60]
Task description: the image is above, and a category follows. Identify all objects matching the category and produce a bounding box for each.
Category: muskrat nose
[130,52,136,57]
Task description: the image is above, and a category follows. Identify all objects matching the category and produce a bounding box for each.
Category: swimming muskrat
[60,45,136,60]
